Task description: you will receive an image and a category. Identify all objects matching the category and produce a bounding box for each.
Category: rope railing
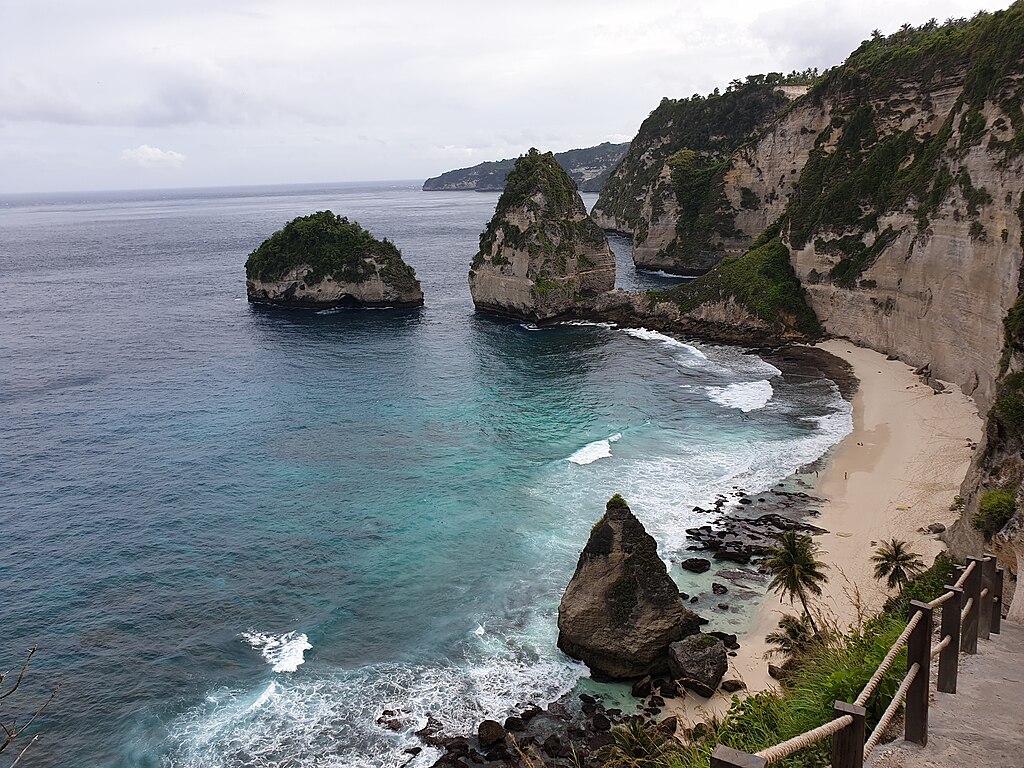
[862,663,920,759]
[961,597,975,623]
[952,559,976,589]
[709,554,1004,768]
[854,609,923,706]
[931,634,952,658]
[755,715,855,763]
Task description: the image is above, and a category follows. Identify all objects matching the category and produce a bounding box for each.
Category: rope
[930,634,952,658]
[952,560,976,589]
[961,597,975,623]
[755,715,855,763]
[855,610,923,706]
[863,663,920,760]
[927,590,955,608]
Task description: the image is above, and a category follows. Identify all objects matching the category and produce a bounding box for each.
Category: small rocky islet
[245,210,423,309]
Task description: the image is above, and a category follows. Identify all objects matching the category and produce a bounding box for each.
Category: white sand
[666,340,983,726]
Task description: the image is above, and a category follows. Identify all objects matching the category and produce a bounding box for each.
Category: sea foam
[621,327,707,359]
[241,630,311,673]
[568,433,622,465]
[706,380,775,412]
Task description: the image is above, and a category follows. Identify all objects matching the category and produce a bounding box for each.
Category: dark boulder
[668,634,728,698]
[477,720,504,749]
[680,557,712,573]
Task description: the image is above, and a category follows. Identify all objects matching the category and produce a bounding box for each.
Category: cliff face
[591,77,804,273]
[245,211,423,309]
[593,8,1024,591]
[423,142,629,193]
[469,149,615,321]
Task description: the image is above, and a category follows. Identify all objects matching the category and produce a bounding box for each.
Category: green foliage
[870,538,925,592]
[973,486,1017,534]
[655,233,822,337]
[594,77,791,233]
[763,532,829,632]
[883,552,957,615]
[245,211,418,293]
[765,614,816,662]
[992,371,1024,436]
[740,187,760,210]
[473,149,606,277]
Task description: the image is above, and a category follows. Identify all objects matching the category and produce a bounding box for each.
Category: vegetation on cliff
[245,211,419,294]
[652,229,822,338]
[422,141,629,193]
[784,5,1024,284]
[471,149,607,273]
[594,75,796,241]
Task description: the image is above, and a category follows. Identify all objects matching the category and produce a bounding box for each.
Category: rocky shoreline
[410,341,859,768]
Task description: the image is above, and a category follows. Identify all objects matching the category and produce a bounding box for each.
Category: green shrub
[973,487,1017,534]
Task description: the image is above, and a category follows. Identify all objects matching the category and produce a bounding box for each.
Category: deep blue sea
[0,182,851,767]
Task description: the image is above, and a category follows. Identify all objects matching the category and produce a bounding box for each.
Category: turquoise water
[0,183,851,767]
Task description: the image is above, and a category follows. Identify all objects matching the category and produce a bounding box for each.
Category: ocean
[0,182,851,767]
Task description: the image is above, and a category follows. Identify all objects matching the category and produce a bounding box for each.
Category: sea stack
[557,494,702,679]
[245,211,423,309]
[468,148,615,321]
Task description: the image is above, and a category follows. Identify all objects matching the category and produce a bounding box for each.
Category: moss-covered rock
[557,495,701,679]
[468,149,615,321]
[245,211,423,309]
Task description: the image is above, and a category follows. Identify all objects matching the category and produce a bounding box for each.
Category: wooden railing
[710,554,1005,768]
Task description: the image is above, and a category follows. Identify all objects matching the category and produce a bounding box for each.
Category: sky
[0,0,1014,193]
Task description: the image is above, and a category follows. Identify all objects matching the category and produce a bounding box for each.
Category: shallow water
[0,182,850,766]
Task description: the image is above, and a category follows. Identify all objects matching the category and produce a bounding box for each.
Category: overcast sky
[0,0,1013,193]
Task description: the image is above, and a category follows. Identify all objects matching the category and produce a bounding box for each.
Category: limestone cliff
[590,8,1024,599]
[245,211,423,309]
[557,495,702,679]
[468,148,615,321]
[591,76,808,273]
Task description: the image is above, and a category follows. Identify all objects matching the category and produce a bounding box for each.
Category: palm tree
[765,613,816,661]
[764,532,829,634]
[871,538,925,593]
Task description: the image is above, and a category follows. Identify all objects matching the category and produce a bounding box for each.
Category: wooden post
[992,566,1004,635]
[710,745,767,768]
[938,585,962,694]
[979,555,996,641]
[905,601,933,746]
[831,700,866,768]
[962,557,983,654]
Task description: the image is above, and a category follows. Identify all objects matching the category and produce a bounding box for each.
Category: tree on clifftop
[764,532,829,634]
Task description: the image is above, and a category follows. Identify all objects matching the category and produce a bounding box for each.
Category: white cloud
[119,144,186,168]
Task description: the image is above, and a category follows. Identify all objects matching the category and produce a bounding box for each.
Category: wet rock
[680,557,712,574]
[708,631,739,650]
[477,720,504,749]
[712,582,728,595]
[503,715,525,732]
[668,634,728,698]
[542,734,566,758]
[631,676,653,698]
[416,716,448,747]
[591,712,611,732]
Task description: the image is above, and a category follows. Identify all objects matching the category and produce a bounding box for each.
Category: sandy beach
[669,340,984,725]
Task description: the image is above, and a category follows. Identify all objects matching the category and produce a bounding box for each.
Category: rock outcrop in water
[557,494,702,679]
[468,149,615,321]
[245,211,423,309]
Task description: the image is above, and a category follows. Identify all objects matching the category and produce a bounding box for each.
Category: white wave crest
[241,630,311,673]
[622,327,684,346]
[706,380,774,412]
[561,320,617,329]
[568,433,622,465]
